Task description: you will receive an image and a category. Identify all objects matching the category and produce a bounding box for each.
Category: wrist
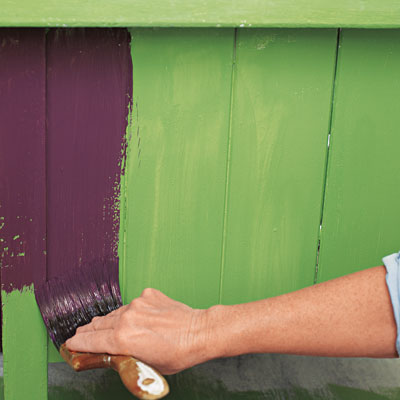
[186,305,230,366]
[203,304,245,360]
[204,300,272,360]
[188,301,262,367]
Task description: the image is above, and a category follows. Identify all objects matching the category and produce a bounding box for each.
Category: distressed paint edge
[117,29,135,306]
[2,285,48,398]
[118,95,134,305]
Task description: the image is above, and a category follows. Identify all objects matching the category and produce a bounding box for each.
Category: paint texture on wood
[2,287,48,399]
[0,28,48,399]
[45,28,132,360]
[220,29,338,304]
[46,28,132,279]
[1,0,400,28]
[317,30,400,282]
[123,28,235,308]
[0,28,46,292]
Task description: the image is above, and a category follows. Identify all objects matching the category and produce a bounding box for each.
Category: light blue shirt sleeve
[382,251,400,357]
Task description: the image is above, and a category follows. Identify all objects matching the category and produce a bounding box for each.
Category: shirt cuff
[382,251,400,357]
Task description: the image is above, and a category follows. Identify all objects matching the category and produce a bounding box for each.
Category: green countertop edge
[1,0,400,28]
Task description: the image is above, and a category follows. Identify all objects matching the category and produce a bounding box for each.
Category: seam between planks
[45,28,49,284]
[44,28,49,379]
[313,28,342,284]
[44,27,51,373]
[218,28,237,304]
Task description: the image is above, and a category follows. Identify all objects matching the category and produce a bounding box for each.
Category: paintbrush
[34,259,169,400]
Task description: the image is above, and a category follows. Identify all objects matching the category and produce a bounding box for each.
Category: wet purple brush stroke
[0,29,47,292]
[46,28,132,280]
[1,28,132,291]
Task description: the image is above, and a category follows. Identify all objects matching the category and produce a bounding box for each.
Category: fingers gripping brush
[35,259,169,399]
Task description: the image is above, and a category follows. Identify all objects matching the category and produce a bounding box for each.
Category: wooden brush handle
[60,344,169,399]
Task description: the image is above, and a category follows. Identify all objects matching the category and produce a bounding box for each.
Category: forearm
[207,266,397,360]
[66,265,398,374]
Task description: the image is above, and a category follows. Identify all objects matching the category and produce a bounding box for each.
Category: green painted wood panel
[220,29,338,304]
[0,29,48,399]
[1,1,400,28]
[122,28,235,308]
[2,288,48,399]
[317,30,400,283]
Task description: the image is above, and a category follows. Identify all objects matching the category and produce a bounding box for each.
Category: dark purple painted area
[0,29,47,292]
[46,29,132,280]
[0,28,132,285]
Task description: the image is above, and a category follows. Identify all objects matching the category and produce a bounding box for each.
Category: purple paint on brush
[46,29,132,280]
[35,259,122,349]
[0,29,47,292]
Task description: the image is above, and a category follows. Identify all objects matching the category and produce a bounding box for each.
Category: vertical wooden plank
[220,29,338,304]
[45,28,132,361]
[124,28,235,308]
[317,30,400,282]
[0,28,48,399]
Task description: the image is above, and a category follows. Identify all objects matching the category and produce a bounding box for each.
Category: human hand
[65,288,212,374]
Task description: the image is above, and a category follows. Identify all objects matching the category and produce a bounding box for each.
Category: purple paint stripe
[0,29,47,292]
[46,29,132,279]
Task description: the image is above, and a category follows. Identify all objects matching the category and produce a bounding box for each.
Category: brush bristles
[35,258,123,350]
